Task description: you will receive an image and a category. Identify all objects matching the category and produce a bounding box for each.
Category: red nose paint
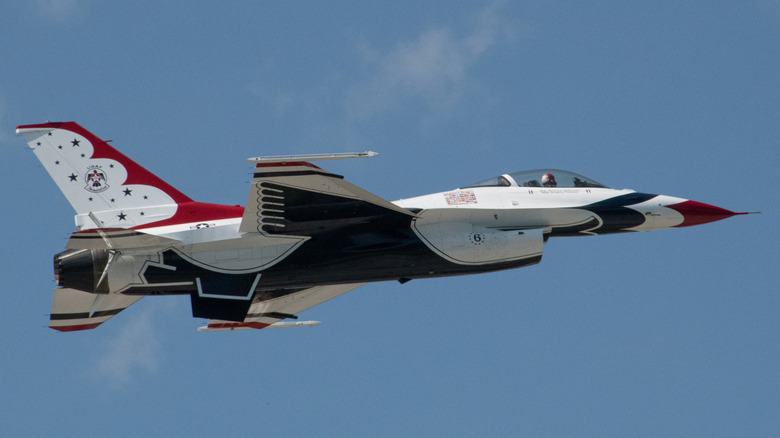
[667,200,745,227]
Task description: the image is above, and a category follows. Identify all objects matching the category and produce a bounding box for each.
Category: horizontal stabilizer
[49,288,142,332]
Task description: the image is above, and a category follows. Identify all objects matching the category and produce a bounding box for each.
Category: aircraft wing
[49,288,143,332]
[240,153,416,235]
[198,283,367,331]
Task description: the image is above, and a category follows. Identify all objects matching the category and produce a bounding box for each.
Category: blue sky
[1,1,778,436]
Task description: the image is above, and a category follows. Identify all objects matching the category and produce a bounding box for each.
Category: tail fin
[16,122,192,230]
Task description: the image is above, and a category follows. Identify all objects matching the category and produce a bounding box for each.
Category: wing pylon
[198,283,367,331]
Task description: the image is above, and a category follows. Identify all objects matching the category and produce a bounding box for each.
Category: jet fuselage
[18,122,746,330]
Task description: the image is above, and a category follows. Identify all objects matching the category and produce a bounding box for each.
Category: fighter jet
[16,122,750,332]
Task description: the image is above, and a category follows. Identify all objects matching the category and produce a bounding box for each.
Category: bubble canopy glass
[464,169,608,189]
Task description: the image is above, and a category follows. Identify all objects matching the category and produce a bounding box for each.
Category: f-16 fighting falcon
[16,122,750,332]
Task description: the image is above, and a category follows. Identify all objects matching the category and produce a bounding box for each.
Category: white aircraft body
[16,122,749,332]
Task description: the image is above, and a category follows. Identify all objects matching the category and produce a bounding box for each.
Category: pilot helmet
[541,173,557,187]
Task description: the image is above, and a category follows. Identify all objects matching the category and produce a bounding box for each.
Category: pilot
[541,173,557,187]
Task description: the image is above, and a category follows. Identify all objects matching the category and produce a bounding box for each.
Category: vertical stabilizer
[16,122,193,229]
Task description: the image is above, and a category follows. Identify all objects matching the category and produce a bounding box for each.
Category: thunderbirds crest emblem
[85,165,109,193]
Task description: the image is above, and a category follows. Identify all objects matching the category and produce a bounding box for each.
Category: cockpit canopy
[465,169,608,189]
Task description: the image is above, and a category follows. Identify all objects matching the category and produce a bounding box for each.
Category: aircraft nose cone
[666,200,744,227]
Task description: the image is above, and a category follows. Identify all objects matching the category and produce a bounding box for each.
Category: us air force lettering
[16,122,752,332]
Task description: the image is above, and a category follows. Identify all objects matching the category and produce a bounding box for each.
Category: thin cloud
[33,0,87,21]
[94,307,160,390]
[759,0,780,23]
[346,2,520,119]
[0,97,10,146]
[246,82,296,115]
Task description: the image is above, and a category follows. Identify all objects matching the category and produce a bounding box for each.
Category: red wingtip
[50,322,102,332]
[667,200,741,228]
